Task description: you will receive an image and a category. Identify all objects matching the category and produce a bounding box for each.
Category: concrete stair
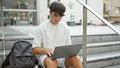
[104,64,120,68]
[0,41,120,68]
[78,41,120,68]
[79,41,120,55]
[0,26,120,68]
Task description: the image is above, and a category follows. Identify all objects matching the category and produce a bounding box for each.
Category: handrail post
[0,0,3,26]
[83,0,87,68]
[0,0,6,60]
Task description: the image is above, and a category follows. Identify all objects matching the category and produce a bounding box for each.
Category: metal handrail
[77,0,120,35]
[76,0,120,68]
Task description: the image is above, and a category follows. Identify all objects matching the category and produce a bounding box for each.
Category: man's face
[50,12,63,24]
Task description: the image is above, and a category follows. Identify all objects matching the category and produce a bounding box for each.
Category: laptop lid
[51,44,83,59]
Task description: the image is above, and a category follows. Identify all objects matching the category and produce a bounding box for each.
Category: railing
[77,0,120,35]
[76,0,120,68]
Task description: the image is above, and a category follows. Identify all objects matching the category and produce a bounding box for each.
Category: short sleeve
[32,28,43,48]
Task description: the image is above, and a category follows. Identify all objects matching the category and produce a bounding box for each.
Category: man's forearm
[32,47,47,55]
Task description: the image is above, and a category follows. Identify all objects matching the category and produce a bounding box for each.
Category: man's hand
[45,48,54,57]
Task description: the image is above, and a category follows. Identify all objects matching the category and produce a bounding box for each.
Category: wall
[88,0,103,24]
[61,0,83,24]
[37,0,48,25]
[37,0,103,25]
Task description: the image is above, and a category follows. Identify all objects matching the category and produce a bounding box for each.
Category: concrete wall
[37,0,48,25]
[87,0,103,24]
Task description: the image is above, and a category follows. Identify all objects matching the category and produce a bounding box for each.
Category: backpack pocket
[10,54,36,68]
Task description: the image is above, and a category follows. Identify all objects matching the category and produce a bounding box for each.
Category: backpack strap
[1,51,11,68]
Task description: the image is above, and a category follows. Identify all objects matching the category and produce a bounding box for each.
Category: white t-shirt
[32,20,71,49]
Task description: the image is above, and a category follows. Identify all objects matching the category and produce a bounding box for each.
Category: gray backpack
[1,41,38,68]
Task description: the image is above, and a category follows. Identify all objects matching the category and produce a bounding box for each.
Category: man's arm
[32,47,54,56]
[66,28,72,45]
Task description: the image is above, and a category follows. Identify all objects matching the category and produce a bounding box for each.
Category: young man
[32,1,83,68]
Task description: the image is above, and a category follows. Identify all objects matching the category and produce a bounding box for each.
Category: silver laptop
[50,44,83,59]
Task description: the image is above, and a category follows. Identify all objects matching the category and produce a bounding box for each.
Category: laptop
[49,44,83,59]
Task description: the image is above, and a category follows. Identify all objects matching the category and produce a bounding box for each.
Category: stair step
[0,49,120,68]
[87,41,120,48]
[80,51,120,63]
[104,65,120,68]
[79,41,120,55]
[0,50,120,63]
[0,50,10,56]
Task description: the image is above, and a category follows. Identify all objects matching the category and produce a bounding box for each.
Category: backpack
[1,40,38,68]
